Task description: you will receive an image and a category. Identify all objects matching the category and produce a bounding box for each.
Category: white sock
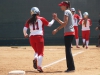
[83,39,85,44]
[76,39,79,46]
[86,41,89,47]
[38,55,43,67]
[34,53,38,59]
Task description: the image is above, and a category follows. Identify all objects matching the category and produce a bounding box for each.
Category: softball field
[0,46,100,75]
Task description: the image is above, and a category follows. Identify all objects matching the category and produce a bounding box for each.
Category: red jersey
[25,16,49,36]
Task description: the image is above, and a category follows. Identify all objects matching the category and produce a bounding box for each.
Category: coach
[52,1,75,72]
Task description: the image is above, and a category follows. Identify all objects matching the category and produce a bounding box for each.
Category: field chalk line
[42,51,84,69]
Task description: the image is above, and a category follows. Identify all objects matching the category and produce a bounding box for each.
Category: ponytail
[83,19,87,27]
[28,14,37,24]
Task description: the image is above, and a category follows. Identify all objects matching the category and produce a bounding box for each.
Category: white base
[8,70,25,75]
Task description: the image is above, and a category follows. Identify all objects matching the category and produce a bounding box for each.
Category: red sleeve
[25,20,29,28]
[79,19,83,25]
[76,14,80,20]
[89,19,92,26]
[40,17,49,26]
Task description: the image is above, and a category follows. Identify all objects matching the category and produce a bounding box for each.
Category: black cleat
[65,69,75,72]
[33,59,37,69]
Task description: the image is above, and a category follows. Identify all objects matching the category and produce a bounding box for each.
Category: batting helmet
[31,7,40,15]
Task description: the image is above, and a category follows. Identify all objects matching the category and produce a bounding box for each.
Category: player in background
[95,19,100,47]
[23,7,55,72]
[71,8,82,48]
[79,12,92,49]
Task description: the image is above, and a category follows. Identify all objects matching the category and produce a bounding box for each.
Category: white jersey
[73,14,80,26]
[25,16,49,36]
[79,18,92,31]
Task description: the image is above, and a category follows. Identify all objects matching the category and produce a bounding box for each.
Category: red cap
[58,2,69,7]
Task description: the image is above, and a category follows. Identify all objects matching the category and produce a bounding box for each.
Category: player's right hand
[52,13,58,20]
[24,34,29,38]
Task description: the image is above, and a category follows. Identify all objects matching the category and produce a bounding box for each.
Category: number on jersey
[33,22,39,30]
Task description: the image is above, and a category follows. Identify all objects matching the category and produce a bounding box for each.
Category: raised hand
[52,13,58,20]
[78,10,81,13]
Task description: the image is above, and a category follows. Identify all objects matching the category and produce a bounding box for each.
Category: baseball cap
[71,8,75,11]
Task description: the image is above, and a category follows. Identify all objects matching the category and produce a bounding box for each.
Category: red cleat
[76,46,80,48]
[37,66,43,73]
[86,47,88,49]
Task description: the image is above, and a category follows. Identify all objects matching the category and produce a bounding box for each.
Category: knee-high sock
[34,53,38,59]
[76,39,79,46]
[38,55,43,67]
[83,39,85,44]
[86,41,89,47]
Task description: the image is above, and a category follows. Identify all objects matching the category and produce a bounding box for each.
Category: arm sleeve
[41,17,55,27]
[48,19,55,27]
[25,20,29,28]
[89,19,92,26]
[77,15,80,20]
[78,19,83,25]
[41,17,49,26]
[64,10,69,16]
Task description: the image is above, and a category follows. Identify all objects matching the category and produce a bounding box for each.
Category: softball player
[71,8,82,48]
[79,12,92,49]
[23,7,55,72]
[52,1,75,72]
[95,19,100,47]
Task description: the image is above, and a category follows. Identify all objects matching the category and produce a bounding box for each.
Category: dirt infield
[0,46,100,75]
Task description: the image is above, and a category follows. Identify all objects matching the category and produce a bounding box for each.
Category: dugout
[0,0,100,46]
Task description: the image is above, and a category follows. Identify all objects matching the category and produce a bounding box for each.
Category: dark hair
[64,1,70,8]
[28,14,37,24]
[99,19,100,25]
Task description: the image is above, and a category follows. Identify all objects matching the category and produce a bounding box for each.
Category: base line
[42,51,84,69]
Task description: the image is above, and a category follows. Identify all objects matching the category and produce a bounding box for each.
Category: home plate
[8,70,25,75]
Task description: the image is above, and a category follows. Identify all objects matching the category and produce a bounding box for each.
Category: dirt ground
[0,46,100,75]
